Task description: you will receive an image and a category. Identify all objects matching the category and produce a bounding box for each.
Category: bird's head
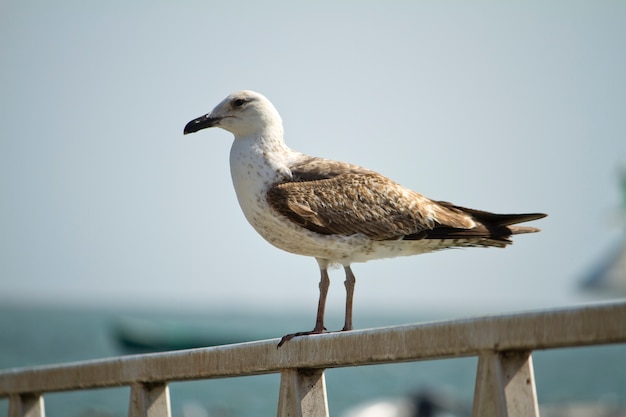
[184,90,283,139]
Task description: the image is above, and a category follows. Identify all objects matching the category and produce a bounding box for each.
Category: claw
[277,329,325,348]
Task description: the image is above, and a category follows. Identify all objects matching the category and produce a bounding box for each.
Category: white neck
[228,131,296,223]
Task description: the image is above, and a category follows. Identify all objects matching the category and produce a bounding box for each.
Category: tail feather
[407,203,547,246]
[508,225,542,235]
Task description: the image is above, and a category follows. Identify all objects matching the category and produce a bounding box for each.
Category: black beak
[183,114,221,135]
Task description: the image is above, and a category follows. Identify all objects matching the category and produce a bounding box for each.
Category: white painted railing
[1,301,625,417]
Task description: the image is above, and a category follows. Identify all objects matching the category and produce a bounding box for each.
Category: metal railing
[1,301,625,417]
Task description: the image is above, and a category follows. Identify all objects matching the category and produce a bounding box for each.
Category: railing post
[472,351,539,417]
[128,382,171,417]
[8,394,45,417]
[277,369,329,417]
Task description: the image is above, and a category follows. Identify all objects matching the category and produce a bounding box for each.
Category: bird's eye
[232,98,246,108]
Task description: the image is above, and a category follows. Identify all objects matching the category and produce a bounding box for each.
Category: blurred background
[1,1,625,416]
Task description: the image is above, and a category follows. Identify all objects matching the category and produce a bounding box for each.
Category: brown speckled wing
[267,162,546,243]
[267,172,451,240]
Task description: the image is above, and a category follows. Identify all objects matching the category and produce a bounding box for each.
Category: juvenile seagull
[183,90,546,346]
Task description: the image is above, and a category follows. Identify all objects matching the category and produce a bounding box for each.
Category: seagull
[183,90,546,346]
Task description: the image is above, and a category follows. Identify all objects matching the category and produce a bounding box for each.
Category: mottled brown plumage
[267,171,544,247]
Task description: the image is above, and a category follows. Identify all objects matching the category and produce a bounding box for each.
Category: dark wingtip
[464,209,547,227]
[509,212,548,225]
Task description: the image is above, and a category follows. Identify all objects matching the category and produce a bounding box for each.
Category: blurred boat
[580,234,626,295]
[580,171,626,295]
[110,317,255,352]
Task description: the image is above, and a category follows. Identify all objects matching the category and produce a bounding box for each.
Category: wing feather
[268,156,546,243]
[267,173,470,240]
[267,167,547,244]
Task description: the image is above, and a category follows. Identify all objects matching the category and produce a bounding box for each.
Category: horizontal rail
[1,301,625,397]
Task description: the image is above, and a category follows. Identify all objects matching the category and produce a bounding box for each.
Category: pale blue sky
[1,2,625,316]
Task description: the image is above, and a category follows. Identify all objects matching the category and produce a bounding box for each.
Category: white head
[184,90,283,139]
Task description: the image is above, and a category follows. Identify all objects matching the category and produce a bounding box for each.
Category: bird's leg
[313,268,330,332]
[342,266,356,331]
[277,268,330,347]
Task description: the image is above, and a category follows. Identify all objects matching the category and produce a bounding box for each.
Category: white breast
[229,138,356,261]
